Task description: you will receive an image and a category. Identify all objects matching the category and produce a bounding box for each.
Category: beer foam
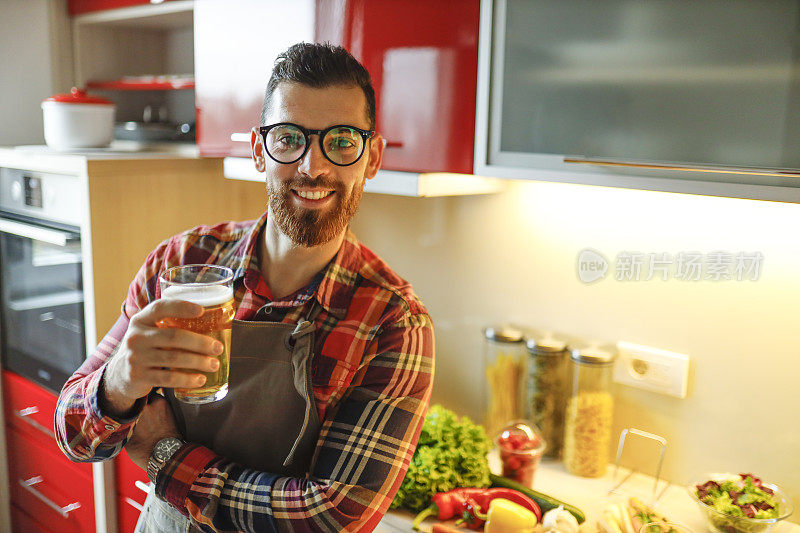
[161,284,233,307]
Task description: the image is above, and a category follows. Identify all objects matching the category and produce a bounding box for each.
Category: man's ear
[251,127,266,172]
[364,133,385,180]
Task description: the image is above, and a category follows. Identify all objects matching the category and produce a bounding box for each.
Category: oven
[0,168,86,394]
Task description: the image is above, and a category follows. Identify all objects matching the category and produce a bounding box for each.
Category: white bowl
[41,93,115,150]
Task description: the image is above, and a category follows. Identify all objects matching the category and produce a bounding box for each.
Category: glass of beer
[157,264,235,404]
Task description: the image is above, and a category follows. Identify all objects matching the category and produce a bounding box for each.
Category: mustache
[284,177,342,191]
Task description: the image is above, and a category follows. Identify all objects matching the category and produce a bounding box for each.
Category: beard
[267,175,364,247]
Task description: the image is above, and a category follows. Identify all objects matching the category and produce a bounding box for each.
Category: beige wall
[351,178,800,508]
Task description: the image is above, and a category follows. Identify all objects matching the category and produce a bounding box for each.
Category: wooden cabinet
[317,0,480,174]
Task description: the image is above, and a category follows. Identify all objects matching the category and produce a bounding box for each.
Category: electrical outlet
[613,341,689,398]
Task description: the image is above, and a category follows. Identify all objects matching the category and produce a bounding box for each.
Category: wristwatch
[146,437,184,483]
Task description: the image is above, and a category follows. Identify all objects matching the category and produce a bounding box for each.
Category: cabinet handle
[19,476,81,518]
[384,140,403,148]
[15,406,56,439]
[124,496,144,512]
[230,132,251,143]
[135,480,151,494]
[563,157,800,178]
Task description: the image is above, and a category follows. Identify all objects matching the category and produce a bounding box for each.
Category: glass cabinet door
[478,0,800,201]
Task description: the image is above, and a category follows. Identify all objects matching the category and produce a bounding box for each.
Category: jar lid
[43,87,114,105]
[484,326,524,343]
[526,334,567,354]
[570,342,616,364]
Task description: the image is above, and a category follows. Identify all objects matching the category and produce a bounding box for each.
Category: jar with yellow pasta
[483,326,527,439]
[563,343,616,478]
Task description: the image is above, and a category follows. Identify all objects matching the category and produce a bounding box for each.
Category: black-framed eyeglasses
[258,122,375,166]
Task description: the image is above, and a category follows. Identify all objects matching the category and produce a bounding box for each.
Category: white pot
[41,87,115,150]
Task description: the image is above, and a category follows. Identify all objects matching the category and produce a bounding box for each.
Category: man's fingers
[147,368,207,389]
[133,298,203,326]
[149,350,220,373]
[141,326,222,356]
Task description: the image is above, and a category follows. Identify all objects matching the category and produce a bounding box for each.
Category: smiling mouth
[292,189,335,200]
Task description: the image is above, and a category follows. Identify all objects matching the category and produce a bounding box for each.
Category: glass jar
[483,326,526,439]
[562,343,616,478]
[525,333,569,459]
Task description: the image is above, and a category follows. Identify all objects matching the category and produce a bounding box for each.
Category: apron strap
[283,301,323,467]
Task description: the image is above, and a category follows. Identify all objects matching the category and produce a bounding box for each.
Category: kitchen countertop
[377,458,800,533]
[0,142,201,174]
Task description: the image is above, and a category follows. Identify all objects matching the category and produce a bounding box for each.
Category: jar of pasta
[525,333,569,459]
[483,326,526,439]
[563,343,616,478]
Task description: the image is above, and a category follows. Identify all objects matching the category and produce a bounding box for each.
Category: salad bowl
[688,473,793,533]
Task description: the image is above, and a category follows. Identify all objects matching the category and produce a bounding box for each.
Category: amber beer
[158,265,235,404]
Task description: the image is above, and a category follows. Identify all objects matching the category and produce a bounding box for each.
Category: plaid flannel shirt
[55,211,435,532]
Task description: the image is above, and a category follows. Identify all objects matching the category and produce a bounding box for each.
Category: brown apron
[135,303,323,533]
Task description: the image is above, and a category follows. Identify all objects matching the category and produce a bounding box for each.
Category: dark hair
[260,42,376,130]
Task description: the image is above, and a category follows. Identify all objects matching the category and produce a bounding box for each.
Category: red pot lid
[43,87,113,105]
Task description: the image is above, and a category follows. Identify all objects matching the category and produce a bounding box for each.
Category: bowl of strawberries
[496,420,547,488]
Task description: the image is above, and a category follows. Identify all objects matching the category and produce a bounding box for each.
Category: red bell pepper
[413,487,541,531]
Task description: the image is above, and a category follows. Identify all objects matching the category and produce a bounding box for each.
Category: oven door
[0,214,85,394]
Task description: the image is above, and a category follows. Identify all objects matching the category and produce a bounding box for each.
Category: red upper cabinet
[316,0,480,174]
[195,0,479,174]
[68,0,179,16]
[194,0,316,158]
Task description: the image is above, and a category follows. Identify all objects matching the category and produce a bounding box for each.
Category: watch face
[155,438,182,461]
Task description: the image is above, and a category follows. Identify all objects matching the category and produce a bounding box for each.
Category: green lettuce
[391,405,492,512]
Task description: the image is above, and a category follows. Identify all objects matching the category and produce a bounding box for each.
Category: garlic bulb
[542,505,580,533]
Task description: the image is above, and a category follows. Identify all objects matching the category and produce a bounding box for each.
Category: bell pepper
[472,498,540,533]
[413,487,541,531]
[412,488,487,530]
[458,489,542,529]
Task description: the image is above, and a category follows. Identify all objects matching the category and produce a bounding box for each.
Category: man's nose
[297,136,330,177]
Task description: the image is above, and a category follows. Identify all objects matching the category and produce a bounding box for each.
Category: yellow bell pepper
[475,498,539,533]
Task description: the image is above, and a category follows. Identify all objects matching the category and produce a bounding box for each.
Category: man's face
[252,82,382,247]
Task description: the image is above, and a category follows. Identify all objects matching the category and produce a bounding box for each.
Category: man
[55,42,434,532]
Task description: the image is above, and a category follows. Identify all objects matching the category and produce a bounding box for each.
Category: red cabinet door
[68,0,176,16]
[11,503,55,533]
[194,0,315,158]
[2,370,60,444]
[118,494,145,533]
[115,449,151,532]
[317,0,480,174]
[7,426,95,533]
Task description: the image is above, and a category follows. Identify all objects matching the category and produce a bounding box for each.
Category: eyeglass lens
[265,124,366,166]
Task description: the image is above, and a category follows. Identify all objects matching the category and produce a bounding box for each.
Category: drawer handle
[135,480,151,494]
[124,496,144,512]
[15,406,56,439]
[19,476,81,518]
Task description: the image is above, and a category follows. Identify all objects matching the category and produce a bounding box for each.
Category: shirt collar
[314,229,362,319]
[234,212,362,319]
